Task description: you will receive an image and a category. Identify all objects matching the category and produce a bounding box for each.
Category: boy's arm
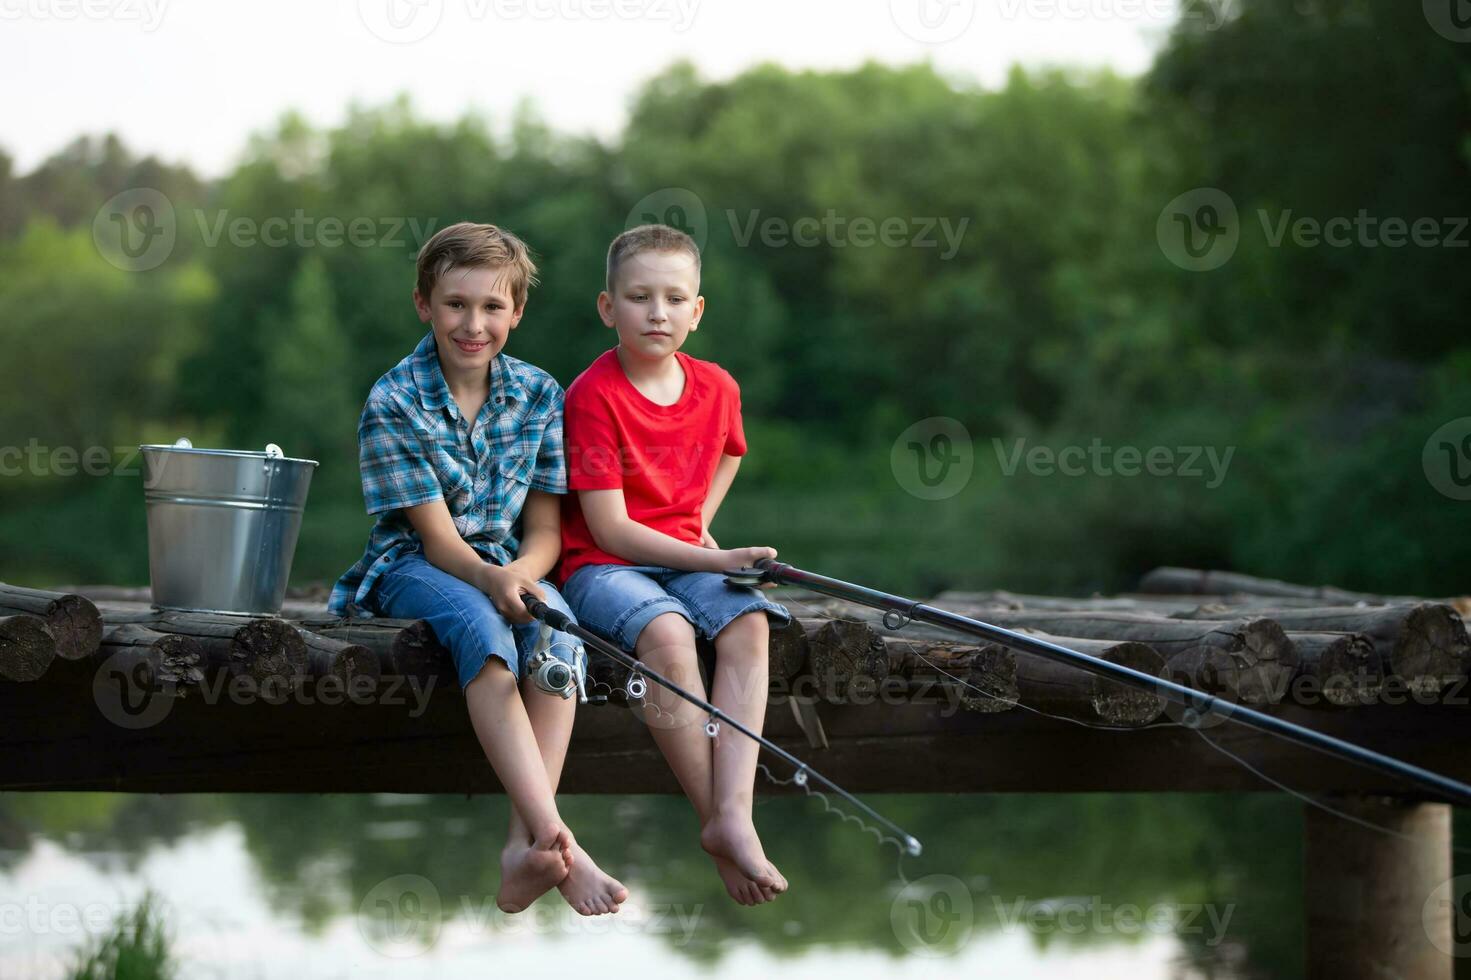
[579,488,773,572]
[403,500,545,624]
[508,489,560,581]
[699,453,742,545]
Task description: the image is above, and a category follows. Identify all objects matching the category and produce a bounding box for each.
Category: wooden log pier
[1,568,1466,793]
[11,567,1465,976]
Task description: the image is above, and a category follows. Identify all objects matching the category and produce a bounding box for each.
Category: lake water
[0,791,1304,978]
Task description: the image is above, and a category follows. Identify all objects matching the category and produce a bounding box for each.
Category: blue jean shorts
[369,551,586,691]
[561,563,791,651]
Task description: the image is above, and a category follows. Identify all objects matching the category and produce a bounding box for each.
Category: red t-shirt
[557,348,746,583]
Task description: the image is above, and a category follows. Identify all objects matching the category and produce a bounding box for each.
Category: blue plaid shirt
[327,331,567,618]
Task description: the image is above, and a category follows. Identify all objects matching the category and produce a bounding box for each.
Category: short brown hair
[606,224,701,292]
[416,221,538,309]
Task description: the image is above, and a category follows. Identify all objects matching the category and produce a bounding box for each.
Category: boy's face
[597,249,704,362]
[414,264,525,373]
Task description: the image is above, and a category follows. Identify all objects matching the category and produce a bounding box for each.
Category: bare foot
[557,841,629,915]
[497,823,573,913]
[701,811,787,906]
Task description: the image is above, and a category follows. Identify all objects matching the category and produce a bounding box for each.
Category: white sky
[1,0,1186,176]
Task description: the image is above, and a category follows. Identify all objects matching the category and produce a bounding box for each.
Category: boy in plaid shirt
[329,222,626,916]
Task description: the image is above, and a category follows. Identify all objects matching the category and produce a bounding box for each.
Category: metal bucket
[141,438,318,616]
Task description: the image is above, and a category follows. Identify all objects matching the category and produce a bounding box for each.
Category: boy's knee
[636,612,696,656]
[716,610,769,642]
[465,652,516,693]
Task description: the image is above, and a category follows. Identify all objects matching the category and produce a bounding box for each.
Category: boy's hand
[712,545,777,573]
[480,561,545,624]
[699,528,719,549]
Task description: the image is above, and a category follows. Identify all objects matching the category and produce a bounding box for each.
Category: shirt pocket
[491,447,536,532]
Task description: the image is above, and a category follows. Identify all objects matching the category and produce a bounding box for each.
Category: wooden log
[1286,631,1382,708]
[294,628,380,684]
[884,609,1297,705]
[957,644,1019,714]
[807,617,893,689]
[0,615,56,682]
[1138,566,1453,607]
[1003,633,1166,726]
[295,616,455,688]
[933,590,1127,612]
[0,583,102,661]
[92,624,205,692]
[97,607,308,684]
[767,616,809,680]
[1177,603,1468,696]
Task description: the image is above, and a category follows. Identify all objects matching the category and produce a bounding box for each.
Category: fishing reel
[722,562,775,588]
[526,626,596,704]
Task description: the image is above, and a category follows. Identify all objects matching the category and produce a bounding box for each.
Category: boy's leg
[635,612,781,906]
[463,660,576,912]
[660,573,792,900]
[563,564,778,905]
[502,584,628,916]
[372,554,571,913]
[701,610,788,896]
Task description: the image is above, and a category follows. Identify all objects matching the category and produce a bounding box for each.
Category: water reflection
[0,791,1307,978]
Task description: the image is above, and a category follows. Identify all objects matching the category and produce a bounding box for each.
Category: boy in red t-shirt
[559,224,793,906]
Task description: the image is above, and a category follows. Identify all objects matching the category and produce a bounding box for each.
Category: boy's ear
[509,303,526,330]
[596,290,616,328]
[689,294,705,332]
[412,287,432,323]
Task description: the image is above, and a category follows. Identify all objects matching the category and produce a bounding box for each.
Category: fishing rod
[726,559,1471,809]
[519,593,924,856]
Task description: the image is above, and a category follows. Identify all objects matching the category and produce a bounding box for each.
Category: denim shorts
[561,563,792,651]
[370,551,585,691]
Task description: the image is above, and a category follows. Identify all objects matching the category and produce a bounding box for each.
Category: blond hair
[416,221,538,309]
[606,224,701,292]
